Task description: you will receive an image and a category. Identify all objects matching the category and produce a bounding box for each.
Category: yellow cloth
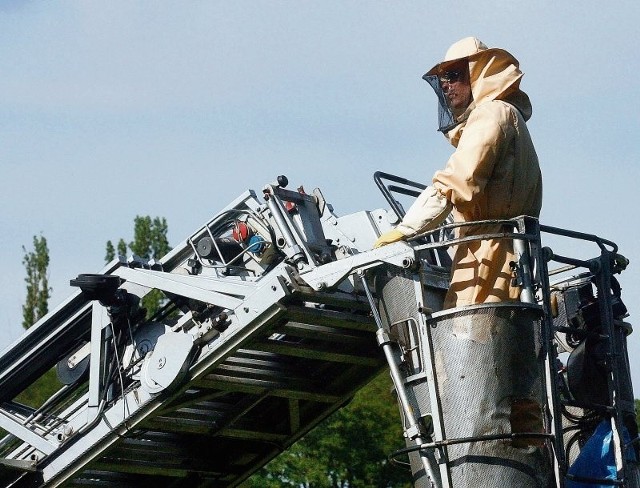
[373,229,406,248]
[403,38,543,308]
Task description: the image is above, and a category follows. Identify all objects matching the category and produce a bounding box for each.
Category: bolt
[418,305,433,315]
[157,356,166,369]
[402,257,415,269]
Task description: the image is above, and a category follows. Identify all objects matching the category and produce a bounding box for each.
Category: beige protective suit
[397,38,542,308]
[383,41,549,475]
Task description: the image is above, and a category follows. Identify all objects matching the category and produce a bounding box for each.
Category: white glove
[396,186,452,237]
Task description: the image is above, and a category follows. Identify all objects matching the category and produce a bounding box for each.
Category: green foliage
[106,216,171,318]
[19,235,60,408]
[245,371,412,488]
[129,216,170,259]
[117,238,127,257]
[245,384,639,488]
[105,240,115,263]
[21,235,51,329]
[14,369,60,408]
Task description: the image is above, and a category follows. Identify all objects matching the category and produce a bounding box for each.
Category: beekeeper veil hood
[423,37,532,133]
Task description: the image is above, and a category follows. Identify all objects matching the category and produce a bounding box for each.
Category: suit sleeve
[396,185,453,236]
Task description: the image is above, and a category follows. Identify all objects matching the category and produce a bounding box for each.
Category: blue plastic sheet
[566,419,636,487]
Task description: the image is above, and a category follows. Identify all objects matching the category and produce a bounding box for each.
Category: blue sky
[2,2,639,390]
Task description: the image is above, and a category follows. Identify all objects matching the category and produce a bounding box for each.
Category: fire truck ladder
[0,177,406,487]
[0,173,637,487]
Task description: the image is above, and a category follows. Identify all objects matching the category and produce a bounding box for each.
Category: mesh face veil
[423,74,457,133]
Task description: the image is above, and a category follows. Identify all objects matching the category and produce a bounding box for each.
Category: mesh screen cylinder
[377,270,554,487]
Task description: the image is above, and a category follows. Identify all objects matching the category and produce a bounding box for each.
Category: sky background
[2,2,639,392]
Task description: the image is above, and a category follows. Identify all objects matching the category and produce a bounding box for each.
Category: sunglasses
[439,70,464,84]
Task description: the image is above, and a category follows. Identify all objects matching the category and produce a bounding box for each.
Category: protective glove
[374,186,451,249]
[397,185,452,236]
[373,229,406,248]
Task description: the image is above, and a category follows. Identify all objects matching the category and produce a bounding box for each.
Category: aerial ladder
[0,173,637,487]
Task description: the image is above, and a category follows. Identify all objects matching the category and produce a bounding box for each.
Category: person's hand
[373,229,406,248]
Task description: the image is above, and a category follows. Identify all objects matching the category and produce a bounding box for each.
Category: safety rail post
[593,248,627,481]
[531,224,567,487]
[359,272,442,488]
[513,216,538,304]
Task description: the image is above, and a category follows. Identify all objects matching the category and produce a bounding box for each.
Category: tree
[131,216,169,260]
[105,216,171,318]
[106,215,170,262]
[117,238,127,258]
[105,240,115,263]
[21,235,51,329]
[17,235,59,407]
[245,371,412,488]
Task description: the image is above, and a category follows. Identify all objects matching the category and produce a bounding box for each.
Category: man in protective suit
[375,38,551,487]
[375,37,542,310]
